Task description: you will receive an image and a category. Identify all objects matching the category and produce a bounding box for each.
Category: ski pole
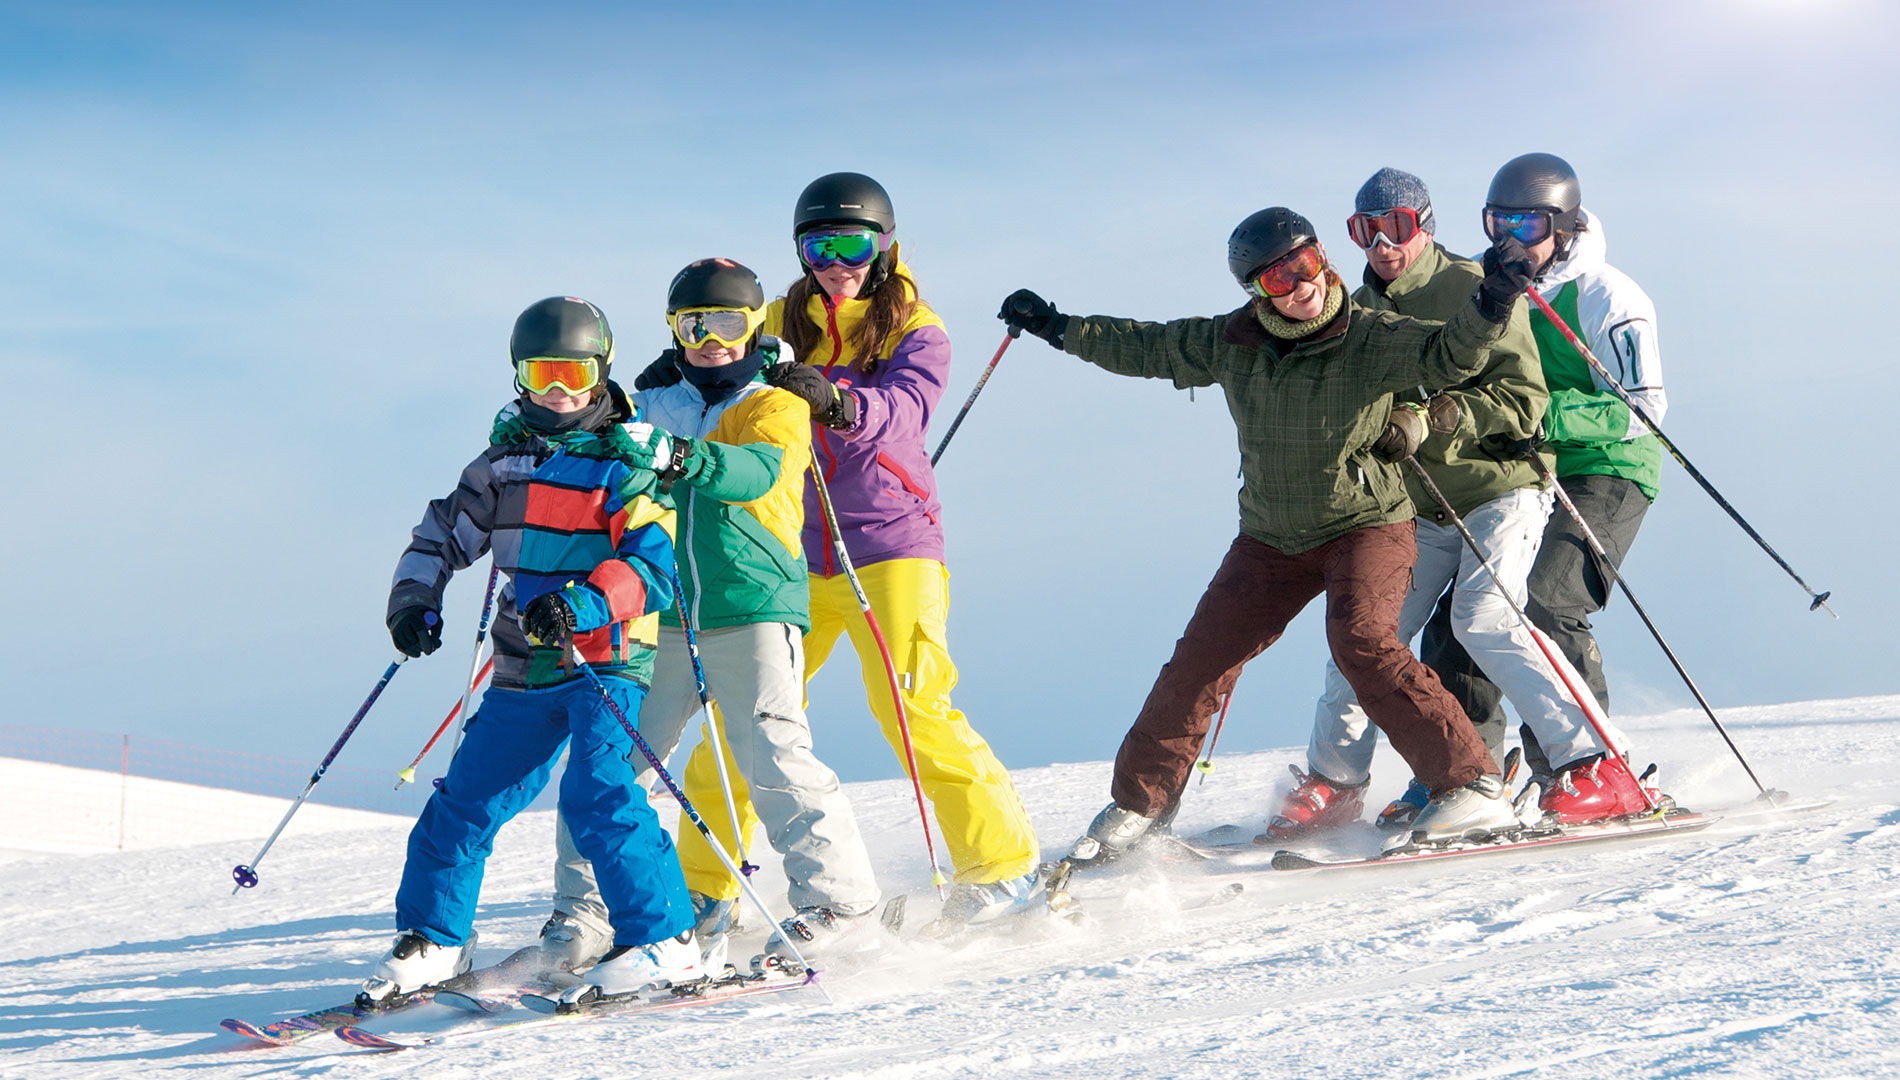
[930,328,1018,466]
[810,463,950,897]
[394,655,495,789]
[1528,455,1776,797]
[444,564,504,762]
[565,645,829,1001]
[233,654,409,892]
[1194,689,1236,785]
[668,562,756,876]
[1403,457,1660,812]
[1522,287,1834,617]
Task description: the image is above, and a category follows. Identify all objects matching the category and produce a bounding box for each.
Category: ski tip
[334,1025,407,1050]
[220,1019,290,1045]
[1269,850,1326,871]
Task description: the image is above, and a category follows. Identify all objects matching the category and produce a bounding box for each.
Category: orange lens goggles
[516,356,601,395]
[1245,243,1327,298]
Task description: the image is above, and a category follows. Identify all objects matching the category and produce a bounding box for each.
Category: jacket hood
[1536,206,1607,290]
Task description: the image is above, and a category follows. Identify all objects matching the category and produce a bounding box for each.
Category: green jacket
[1354,243,1550,520]
[1063,284,1509,553]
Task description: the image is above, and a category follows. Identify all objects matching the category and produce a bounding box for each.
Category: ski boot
[1540,753,1671,824]
[1375,778,1431,831]
[766,905,882,961]
[1399,774,1522,849]
[360,929,477,1002]
[1264,764,1368,839]
[1063,801,1166,871]
[922,869,1045,938]
[579,932,706,997]
[538,910,611,973]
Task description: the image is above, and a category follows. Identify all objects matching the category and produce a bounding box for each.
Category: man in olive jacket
[1272,169,1631,841]
[1001,205,1540,855]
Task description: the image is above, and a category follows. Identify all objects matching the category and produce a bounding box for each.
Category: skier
[372,296,700,1000]
[641,173,1042,926]
[542,259,882,970]
[1000,205,1539,855]
[1271,167,1650,841]
[1419,153,1668,818]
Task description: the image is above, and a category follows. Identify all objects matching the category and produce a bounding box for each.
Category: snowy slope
[3,696,1897,1080]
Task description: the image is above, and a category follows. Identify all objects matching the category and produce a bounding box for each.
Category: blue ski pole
[232,651,411,892]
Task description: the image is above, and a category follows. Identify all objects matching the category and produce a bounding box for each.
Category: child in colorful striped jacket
[366,296,701,1000]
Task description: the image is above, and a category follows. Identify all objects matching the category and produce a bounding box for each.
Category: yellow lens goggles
[671,306,766,349]
[516,356,602,395]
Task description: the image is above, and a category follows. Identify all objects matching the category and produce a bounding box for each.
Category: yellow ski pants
[677,558,1039,899]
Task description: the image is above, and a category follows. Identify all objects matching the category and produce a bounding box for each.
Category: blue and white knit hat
[1354,167,1435,235]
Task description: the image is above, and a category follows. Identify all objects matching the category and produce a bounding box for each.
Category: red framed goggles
[1346,207,1424,250]
[516,356,601,396]
[1245,243,1328,298]
[1482,207,1555,245]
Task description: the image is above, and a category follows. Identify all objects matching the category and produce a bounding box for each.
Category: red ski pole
[394,655,495,788]
[930,329,1017,467]
[810,463,949,896]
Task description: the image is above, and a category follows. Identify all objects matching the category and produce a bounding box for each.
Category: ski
[333,964,819,1051]
[219,944,546,1046]
[1268,811,1717,870]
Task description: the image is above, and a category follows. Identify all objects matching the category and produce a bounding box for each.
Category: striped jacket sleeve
[388,449,500,621]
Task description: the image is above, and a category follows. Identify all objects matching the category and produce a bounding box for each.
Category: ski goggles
[1482,207,1555,245]
[796,227,885,270]
[1346,207,1425,250]
[671,305,767,349]
[515,356,602,396]
[1243,242,1328,298]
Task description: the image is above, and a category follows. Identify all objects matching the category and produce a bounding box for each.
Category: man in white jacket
[1422,152,1668,822]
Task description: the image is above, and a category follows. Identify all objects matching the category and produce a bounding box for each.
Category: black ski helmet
[666,258,766,314]
[1486,152,1583,234]
[1227,207,1320,284]
[792,171,896,236]
[509,296,614,375]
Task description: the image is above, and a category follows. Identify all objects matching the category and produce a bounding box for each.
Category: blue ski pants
[394,677,692,948]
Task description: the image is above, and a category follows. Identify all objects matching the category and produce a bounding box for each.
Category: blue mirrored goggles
[1482,207,1555,245]
[797,227,886,270]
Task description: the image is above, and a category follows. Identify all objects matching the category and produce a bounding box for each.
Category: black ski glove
[388,605,442,658]
[1483,423,1547,463]
[633,349,684,391]
[520,591,577,646]
[767,362,857,429]
[998,289,1067,348]
[1372,402,1429,462]
[1476,237,1537,323]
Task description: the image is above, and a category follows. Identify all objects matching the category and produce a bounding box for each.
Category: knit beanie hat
[1354,168,1435,235]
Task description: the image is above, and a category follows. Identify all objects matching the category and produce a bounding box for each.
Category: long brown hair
[781,257,921,374]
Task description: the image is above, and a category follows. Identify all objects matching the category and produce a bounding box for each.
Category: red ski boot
[1539,753,1667,824]
[1264,764,1367,840]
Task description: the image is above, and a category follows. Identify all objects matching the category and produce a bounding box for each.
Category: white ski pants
[1307,487,1628,786]
[554,621,880,930]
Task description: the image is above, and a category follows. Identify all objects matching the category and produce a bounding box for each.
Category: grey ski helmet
[793,172,896,236]
[1228,207,1320,284]
[666,258,766,313]
[510,296,613,370]
[1485,152,1583,235]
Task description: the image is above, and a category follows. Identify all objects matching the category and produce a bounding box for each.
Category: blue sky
[3,1,1895,805]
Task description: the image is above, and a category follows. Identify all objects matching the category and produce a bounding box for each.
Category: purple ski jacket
[762,259,948,575]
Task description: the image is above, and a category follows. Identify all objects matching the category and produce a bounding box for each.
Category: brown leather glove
[1373,402,1429,462]
[1424,392,1461,437]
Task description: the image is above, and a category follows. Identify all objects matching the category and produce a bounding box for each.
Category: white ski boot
[1401,774,1521,847]
[923,869,1044,937]
[538,910,611,973]
[362,929,477,999]
[581,932,706,996]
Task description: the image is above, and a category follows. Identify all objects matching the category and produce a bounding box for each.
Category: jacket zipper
[815,293,848,578]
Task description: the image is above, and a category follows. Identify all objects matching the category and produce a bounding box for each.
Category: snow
[3,696,1897,1079]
